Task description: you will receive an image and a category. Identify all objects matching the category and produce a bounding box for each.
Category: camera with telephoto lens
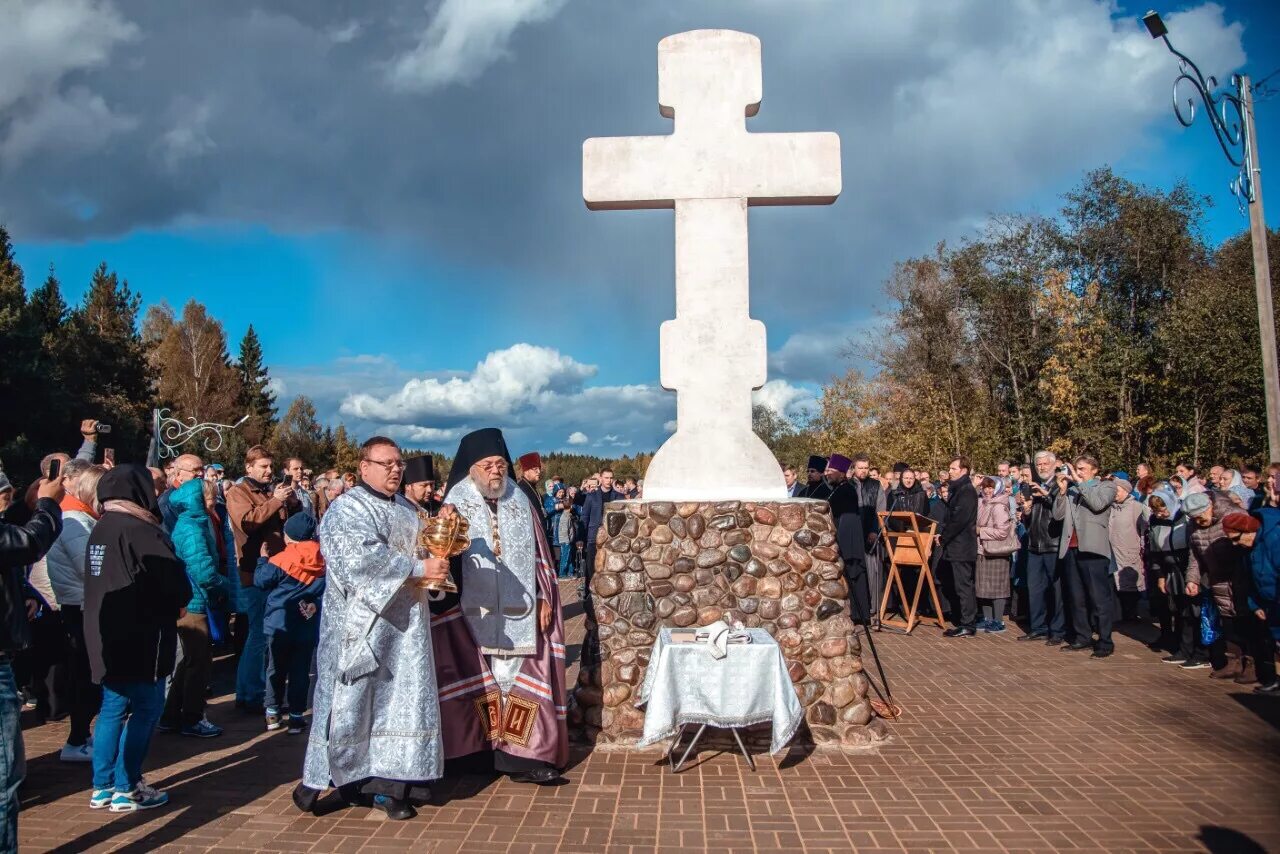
[93,421,111,434]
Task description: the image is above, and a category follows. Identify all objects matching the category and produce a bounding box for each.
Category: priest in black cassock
[800,455,832,500]
[516,452,548,528]
[430,430,569,785]
[826,454,871,624]
[403,455,441,515]
[824,454,859,521]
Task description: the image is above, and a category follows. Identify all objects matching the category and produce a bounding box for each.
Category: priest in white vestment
[295,436,451,821]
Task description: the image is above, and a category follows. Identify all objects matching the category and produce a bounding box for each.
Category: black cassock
[828,481,871,624]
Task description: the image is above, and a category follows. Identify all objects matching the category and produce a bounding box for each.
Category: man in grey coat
[1054,456,1118,658]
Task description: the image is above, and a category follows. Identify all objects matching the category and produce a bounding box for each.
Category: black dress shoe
[1090,648,1114,659]
[1061,641,1092,651]
[1015,632,1047,642]
[508,767,565,785]
[943,627,976,638]
[1045,636,1066,647]
[291,783,320,814]
[372,794,417,820]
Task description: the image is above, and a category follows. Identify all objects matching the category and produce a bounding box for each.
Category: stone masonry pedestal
[571,499,890,751]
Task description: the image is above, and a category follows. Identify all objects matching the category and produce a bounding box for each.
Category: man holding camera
[1054,456,1119,658]
[1017,451,1067,644]
[226,445,299,712]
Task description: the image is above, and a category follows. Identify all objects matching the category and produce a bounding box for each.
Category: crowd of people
[1,417,1277,842]
[0,419,573,834]
[784,450,1279,692]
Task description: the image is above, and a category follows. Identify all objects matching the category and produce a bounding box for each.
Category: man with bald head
[158,454,204,533]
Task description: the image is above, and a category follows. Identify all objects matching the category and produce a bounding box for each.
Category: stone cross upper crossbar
[583,29,841,501]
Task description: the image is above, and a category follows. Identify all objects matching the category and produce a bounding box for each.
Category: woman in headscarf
[1143,487,1200,665]
[1221,470,1256,509]
[1109,478,1145,622]
[886,466,929,519]
[975,477,1014,633]
[84,465,192,812]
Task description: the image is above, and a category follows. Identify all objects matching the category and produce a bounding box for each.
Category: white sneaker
[110,780,168,812]
[60,743,93,763]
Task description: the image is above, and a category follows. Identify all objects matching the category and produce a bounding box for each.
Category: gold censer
[414,511,467,592]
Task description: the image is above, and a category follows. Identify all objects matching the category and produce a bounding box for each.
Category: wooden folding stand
[876,512,947,634]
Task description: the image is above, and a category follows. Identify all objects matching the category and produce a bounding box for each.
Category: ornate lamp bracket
[1155,24,1255,213]
[153,408,250,459]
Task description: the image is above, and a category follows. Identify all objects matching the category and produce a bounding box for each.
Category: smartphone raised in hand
[103,448,115,465]
[47,458,62,480]
[282,474,294,488]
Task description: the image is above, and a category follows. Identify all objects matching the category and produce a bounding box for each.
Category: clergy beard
[471,473,506,500]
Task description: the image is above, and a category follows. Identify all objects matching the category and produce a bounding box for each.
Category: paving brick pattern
[17,582,1280,852]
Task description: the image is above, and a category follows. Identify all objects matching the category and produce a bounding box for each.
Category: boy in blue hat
[255,513,326,734]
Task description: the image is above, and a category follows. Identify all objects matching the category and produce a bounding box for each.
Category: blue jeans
[92,680,165,791]
[266,632,315,714]
[0,660,24,850]
[1026,552,1065,638]
[236,581,267,706]
[557,543,573,577]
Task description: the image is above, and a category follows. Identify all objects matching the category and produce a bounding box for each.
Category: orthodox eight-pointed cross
[583,29,841,500]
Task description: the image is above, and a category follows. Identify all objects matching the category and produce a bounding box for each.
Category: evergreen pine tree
[27,265,68,340]
[0,226,39,470]
[23,267,73,434]
[63,263,156,461]
[236,324,276,445]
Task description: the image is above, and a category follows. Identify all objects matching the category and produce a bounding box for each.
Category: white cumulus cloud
[567,431,588,446]
[753,379,818,421]
[386,0,568,92]
[340,343,596,424]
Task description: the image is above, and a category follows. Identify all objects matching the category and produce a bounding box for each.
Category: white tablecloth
[635,627,803,755]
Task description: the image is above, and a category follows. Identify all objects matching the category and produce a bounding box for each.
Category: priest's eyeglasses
[365,458,407,472]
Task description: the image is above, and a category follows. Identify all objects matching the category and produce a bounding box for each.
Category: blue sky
[4,0,1277,455]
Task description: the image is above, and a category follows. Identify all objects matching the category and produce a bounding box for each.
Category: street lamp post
[1145,11,1279,463]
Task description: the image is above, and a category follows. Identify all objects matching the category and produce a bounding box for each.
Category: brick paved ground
[17,583,1280,853]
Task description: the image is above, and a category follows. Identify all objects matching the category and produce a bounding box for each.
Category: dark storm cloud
[0,0,1247,328]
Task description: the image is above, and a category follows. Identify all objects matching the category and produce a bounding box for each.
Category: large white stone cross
[583,29,841,501]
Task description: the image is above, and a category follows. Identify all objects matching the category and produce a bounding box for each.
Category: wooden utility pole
[1240,75,1280,463]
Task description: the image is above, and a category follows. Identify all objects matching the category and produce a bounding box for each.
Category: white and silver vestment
[303,487,443,790]
[445,476,540,659]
